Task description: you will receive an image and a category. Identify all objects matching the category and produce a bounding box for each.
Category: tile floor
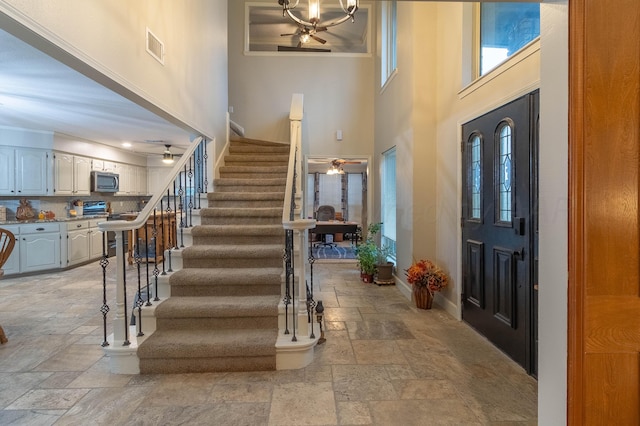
[0,260,537,425]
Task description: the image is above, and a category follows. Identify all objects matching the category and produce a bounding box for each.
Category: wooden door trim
[568,0,585,424]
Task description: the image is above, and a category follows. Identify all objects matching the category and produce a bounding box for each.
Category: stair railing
[281,93,317,343]
[98,135,208,360]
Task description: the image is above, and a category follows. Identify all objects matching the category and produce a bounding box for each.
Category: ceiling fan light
[162,146,174,164]
[162,152,174,164]
[300,33,311,43]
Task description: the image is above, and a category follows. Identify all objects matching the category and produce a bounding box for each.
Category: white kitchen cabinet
[67,221,89,266]
[19,223,60,273]
[89,219,105,259]
[74,156,91,194]
[0,147,15,195]
[92,159,118,173]
[54,153,91,196]
[136,166,148,195]
[1,225,20,276]
[0,147,51,196]
[116,164,132,195]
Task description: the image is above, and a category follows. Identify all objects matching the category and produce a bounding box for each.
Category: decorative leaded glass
[498,124,512,223]
[470,135,481,220]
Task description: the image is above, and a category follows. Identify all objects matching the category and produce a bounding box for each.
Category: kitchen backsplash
[0,196,148,221]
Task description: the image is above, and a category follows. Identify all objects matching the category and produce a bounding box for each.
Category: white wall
[0,0,229,152]
[538,2,568,423]
[227,0,375,161]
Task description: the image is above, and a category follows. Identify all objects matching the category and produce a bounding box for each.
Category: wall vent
[146,28,164,65]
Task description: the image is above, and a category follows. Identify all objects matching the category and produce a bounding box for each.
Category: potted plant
[375,243,395,283]
[355,239,377,283]
[405,259,449,309]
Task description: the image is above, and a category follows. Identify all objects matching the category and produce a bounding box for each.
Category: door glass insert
[497,123,513,223]
[470,134,482,220]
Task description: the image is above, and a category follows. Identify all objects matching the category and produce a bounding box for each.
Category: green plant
[355,240,377,275]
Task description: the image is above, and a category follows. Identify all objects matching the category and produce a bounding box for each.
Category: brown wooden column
[569,0,640,424]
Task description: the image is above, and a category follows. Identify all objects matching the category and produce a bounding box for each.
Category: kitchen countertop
[0,214,111,225]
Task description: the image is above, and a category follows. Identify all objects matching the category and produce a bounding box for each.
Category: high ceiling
[0,28,192,157]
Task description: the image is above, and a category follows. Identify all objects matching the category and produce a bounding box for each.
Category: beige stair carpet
[138,138,289,374]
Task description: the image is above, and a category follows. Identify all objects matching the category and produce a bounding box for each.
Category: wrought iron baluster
[121,231,130,346]
[160,200,166,276]
[188,156,194,227]
[152,208,160,301]
[134,231,144,337]
[166,189,173,272]
[100,232,110,347]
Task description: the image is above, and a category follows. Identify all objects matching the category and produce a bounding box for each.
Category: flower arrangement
[405,259,449,293]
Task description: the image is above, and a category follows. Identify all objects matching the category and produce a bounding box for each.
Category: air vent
[146,28,164,65]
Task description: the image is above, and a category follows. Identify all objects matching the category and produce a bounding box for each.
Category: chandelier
[278,0,359,30]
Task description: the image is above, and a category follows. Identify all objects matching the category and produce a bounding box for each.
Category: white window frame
[380,1,398,90]
[381,147,397,261]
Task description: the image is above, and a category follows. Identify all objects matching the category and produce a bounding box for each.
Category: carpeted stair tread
[201,207,282,218]
[219,165,288,173]
[214,177,286,186]
[156,295,279,318]
[138,328,278,359]
[225,154,289,163]
[208,192,284,201]
[183,244,283,259]
[229,146,289,154]
[230,137,288,147]
[170,267,282,287]
[191,224,283,237]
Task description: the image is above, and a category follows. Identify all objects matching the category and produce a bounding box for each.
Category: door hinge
[460,217,464,228]
[460,140,464,153]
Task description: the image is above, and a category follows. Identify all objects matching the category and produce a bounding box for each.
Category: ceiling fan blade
[281,32,297,36]
[311,34,327,44]
[315,26,328,32]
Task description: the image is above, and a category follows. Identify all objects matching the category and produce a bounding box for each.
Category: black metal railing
[99,136,208,349]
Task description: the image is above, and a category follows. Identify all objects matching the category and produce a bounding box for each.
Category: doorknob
[514,247,525,260]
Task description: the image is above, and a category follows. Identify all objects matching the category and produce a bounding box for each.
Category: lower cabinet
[19,223,61,273]
[67,219,106,266]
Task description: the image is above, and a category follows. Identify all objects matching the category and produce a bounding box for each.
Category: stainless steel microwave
[91,171,119,193]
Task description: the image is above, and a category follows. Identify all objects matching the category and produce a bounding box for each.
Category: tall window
[480,3,540,76]
[382,148,396,260]
[381,1,397,88]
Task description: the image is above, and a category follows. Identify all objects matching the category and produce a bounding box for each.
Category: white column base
[276,334,318,370]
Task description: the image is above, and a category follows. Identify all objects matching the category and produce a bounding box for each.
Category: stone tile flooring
[0,260,537,425]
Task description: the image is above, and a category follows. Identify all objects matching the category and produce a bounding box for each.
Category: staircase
[137,138,289,374]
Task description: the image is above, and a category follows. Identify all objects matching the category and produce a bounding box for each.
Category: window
[479,3,540,76]
[381,148,396,260]
[496,122,513,224]
[381,1,397,88]
[468,134,482,221]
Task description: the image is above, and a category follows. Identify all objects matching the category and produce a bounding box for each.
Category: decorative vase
[413,286,433,309]
[363,273,374,283]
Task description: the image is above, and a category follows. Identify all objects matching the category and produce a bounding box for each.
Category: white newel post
[112,230,128,345]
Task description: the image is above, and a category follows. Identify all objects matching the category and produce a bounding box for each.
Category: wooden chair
[0,228,16,344]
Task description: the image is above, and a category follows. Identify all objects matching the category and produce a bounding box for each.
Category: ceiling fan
[281,24,328,47]
[326,158,362,175]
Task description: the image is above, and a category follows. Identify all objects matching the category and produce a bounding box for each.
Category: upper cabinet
[53,153,91,196]
[0,147,51,196]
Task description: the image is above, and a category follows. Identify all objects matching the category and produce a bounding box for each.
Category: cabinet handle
[76,224,82,228]
[36,227,45,231]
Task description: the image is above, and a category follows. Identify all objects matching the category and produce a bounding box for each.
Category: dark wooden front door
[461,91,538,373]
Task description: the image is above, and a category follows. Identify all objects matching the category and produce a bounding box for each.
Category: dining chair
[0,228,16,344]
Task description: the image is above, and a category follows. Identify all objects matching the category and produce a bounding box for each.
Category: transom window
[480,3,540,76]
